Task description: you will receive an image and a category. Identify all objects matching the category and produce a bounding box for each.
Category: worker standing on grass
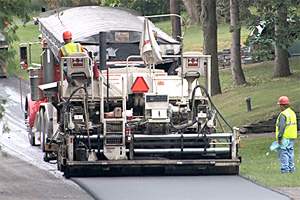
[276,96,297,173]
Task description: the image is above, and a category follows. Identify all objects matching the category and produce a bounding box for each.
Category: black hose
[63,86,91,151]
[64,86,87,112]
[170,92,198,131]
[170,118,197,131]
[192,85,233,132]
[170,84,233,132]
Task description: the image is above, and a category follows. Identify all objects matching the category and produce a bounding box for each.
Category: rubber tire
[31,111,40,146]
[57,144,65,172]
[28,127,35,146]
[64,168,70,179]
[43,152,51,162]
[40,109,45,152]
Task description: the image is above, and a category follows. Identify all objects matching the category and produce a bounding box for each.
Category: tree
[245,0,300,78]
[0,1,29,132]
[0,0,30,70]
[182,0,200,24]
[201,0,221,95]
[170,0,181,41]
[273,4,291,78]
[230,0,247,85]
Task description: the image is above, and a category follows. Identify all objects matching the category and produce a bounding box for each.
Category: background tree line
[2,0,300,96]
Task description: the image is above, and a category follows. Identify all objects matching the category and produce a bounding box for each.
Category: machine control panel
[144,94,169,110]
[146,95,168,103]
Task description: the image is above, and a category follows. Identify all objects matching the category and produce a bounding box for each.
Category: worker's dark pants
[63,67,74,84]
[278,139,295,173]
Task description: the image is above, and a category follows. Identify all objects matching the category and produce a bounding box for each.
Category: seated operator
[58,30,85,57]
[58,30,99,83]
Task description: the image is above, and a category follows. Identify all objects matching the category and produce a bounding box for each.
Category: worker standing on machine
[276,96,297,173]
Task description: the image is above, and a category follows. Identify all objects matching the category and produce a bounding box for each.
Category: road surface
[73,176,291,200]
[0,75,92,200]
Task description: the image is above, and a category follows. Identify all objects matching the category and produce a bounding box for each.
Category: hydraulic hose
[170,84,233,132]
[170,93,198,131]
[170,117,197,131]
[192,85,233,132]
[64,86,87,112]
[63,86,91,152]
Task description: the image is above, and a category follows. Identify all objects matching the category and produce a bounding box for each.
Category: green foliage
[43,0,100,8]
[0,1,30,41]
[240,137,300,186]
[216,0,252,23]
[0,98,10,134]
[2,151,8,157]
[0,99,7,120]
[244,0,300,60]
[0,0,30,73]
[155,20,250,52]
[9,23,41,78]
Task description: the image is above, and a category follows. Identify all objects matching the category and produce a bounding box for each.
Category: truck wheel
[28,127,35,146]
[57,145,65,172]
[43,152,51,162]
[31,111,40,146]
[64,168,70,179]
[57,156,62,172]
[40,109,45,152]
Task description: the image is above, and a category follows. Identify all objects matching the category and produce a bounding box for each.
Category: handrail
[145,14,187,39]
[19,42,42,68]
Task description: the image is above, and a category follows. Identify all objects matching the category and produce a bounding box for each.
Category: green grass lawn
[240,137,300,187]
[212,58,300,132]
[155,21,251,52]
[8,23,41,79]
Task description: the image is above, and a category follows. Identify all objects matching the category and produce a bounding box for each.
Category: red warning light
[131,77,149,93]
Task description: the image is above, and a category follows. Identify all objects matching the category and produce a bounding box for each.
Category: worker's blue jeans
[278,139,295,173]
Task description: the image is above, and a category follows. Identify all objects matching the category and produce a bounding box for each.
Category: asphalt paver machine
[20,6,241,178]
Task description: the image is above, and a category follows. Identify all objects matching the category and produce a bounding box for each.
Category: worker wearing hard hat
[276,96,297,173]
[58,30,85,58]
[58,31,99,82]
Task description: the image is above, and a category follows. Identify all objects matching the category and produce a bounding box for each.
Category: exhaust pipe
[99,32,107,71]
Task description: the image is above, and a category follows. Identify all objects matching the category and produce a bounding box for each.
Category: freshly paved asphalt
[73,175,291,200]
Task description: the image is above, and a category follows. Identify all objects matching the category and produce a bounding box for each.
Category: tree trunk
[273,10,291,78]
[201,0,221,95]
[230,0,246,85]
[170,0,181,41]
[182,0,200,24]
